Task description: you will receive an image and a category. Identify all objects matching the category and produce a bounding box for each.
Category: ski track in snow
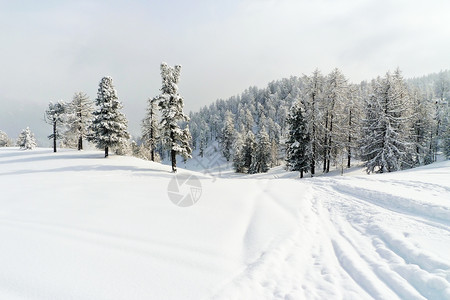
[210,172,450,300]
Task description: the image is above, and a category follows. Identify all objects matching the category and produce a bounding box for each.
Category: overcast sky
[1,0,449,140]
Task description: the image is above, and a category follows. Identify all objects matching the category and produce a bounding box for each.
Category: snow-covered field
[0,148,449,300]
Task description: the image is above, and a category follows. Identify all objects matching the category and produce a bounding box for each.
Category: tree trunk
[347,145,351,168]
[105,146,109,158]
[171,149,177,172]
[150,125,155,161]
[170,131,176,172]
[311,142,315,176]
[323,111,328,173]
[347,109,352,168]
[300,169,303,178]
[326,115,333,173]
[78,136,83,151]
[310,94,316,177]
[53,121,57,153]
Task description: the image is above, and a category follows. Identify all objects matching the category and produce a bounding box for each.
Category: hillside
[0,148,449,299]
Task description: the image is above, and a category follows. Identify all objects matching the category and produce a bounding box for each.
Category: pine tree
[244,108,254,133]
[232,131,246,173]
[285,100,310,178]
[88,76,130,157]
[303,69,324,176]
[157,62,192,172]
[270,139,279,167]
[344,83,363,168]
[322,68,348,173]
[45,101,66,153]
[241,130,255,173]
[410,88,435,165]
[0,130,12,147]
[220,110,235,161]
[66,92,93,150]
[249,127,271,173]
[199,132,205,158]
[444,123,450,159]
[361,70,413,173]
[17,127,37,150]
[142,97,159,161]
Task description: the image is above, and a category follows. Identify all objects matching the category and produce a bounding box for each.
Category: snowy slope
[0,148,449,300]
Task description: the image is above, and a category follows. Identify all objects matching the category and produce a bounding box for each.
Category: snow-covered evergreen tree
[322,68,348,173]
[444,123,450,159]
[244,108,254,133]
[361,70,413,173]
[199,132,205,158]
[410,88,435,165]
[88,76,130,157]
[17,127,37,150]
[66,92,93,150]
[142,97,159,161]
[302,69,324,176]
[343,83,363,168]
[157,62,192,172]
[232,131,245,173]
[0,130,12,147]
[285,100,310,178]
[241,130,255,173]
[249,127,271,173]
[220,110,235,162]
[45,101,66,153]
[270,140,278,167]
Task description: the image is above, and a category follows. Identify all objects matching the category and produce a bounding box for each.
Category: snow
[0,147,449,299]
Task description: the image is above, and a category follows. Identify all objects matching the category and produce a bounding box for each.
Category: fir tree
[303,69,324,176]
[249,127,271,173]
[0,130,12,147]
[142,97,159,161]
[361,70,413,173]
[45,101,66,153]
[220,110,235,162]
[344,83,363,168]
[241,130,255,173]
[444,123,450,159]
[232,131,246,173]
[157,62,192,172]
[88,76,130,157]
[285,100,310,178]
[66,92,93,150]
[410,88,434,165]
[17,127,37,150]
[199,132,205,158]
[322,68,348,173]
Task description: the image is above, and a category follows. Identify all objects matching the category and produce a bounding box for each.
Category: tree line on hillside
[188,68,450,175]
[1,68,449,175]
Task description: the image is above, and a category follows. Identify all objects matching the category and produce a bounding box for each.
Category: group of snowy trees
[140,63,192,172]
[2,65,448,175]
[0,130,13,147]
[0,128,37,150]
[156,63,192,172]
[285,68,362,177]
[42,92,95,152]
[1,62,192,172]
[17,127,37,150]
[189,69,450,175]
[41,62,192,171]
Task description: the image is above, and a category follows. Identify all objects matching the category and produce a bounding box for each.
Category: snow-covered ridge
[0,148,449,299]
